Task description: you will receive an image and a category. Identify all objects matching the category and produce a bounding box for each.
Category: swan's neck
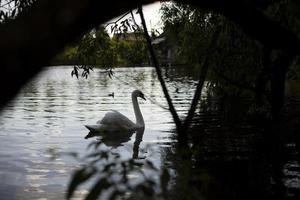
[132,95,144,127]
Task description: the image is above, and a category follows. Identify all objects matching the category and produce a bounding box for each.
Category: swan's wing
[99,110,136,130]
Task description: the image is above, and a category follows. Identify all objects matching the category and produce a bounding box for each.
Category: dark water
[0,66,299,199]
[0,66,199,199]
[165,82,300,200]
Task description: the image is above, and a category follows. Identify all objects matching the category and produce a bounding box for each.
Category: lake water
[0,66,199,200]
[1,66,299,200]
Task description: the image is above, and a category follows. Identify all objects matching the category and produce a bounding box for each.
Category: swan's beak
[141,95,146,101]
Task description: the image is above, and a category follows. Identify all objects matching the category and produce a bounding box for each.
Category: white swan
[85,90,146,132]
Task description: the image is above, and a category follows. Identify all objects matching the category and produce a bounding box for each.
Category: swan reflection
[84,127,145,158]
[133,128,145,159]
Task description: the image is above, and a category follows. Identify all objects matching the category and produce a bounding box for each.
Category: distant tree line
[159,1,300,119]
[52,26,150,67]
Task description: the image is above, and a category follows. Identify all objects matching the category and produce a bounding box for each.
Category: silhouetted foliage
[0,0,36,22]
[64,141,170,200]
[1,0,300,199]
[161,3,265,93]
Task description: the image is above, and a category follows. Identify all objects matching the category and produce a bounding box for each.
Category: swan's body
[85,90,145,133]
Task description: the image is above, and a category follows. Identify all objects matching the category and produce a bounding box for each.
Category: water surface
[0,66,198,200]
[1,66,299,200]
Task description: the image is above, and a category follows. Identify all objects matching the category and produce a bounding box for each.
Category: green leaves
[76,26,117,69]
[67,168,96,199]
[0,0,36,23]
[161,2,266,97]
[66,144,169,200]
[71,66,79,78]
[109,12,139,35]
[107,69,114,79]
[71,65,93,79]
[161,2,216,65]
[160,168,170,193]
[85,178,110,200]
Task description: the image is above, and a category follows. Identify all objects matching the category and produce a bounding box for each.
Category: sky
[139,2,163,30]
[105,2,163,36]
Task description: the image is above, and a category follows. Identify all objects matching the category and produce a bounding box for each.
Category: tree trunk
[270,50,290,120]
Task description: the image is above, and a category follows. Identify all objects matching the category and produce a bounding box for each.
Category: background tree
[161,3,265,95]
[0,0,36,22]
[0,0,300,124]
[160,1,300,116]
[112,32,149,67]
[77,26,117,68]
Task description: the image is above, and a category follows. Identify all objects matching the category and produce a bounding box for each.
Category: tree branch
[103,11,131,28]
[138,5,182,129]
[182,27,221,130]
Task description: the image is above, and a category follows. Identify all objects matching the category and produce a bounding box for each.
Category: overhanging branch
[138,5,182,129]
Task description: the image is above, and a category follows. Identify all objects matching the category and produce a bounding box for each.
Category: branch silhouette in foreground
[138,5,216,142]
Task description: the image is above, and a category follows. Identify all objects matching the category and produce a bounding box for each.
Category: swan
[85,90,146,133]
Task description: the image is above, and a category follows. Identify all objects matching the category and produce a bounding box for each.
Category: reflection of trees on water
[163,94,300,200]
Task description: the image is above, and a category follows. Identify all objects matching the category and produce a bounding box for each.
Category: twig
[104,11,131,28]
[0,0,14,8]
[138,5,182,129]
[130,10,138,26]
[112,74,169,110]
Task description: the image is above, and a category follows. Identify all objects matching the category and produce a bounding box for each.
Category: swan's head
[132,90,146,100]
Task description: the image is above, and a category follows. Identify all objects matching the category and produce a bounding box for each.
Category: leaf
[87,141,98,150]
[125,20,132,31]
[86,152,101,158]
[135,184,154,197]
[85,178,110,200]
[100,151,109,160]
[108,189,124,200]
[11,9,16,17]
[95,141,102,149]
[160,168,170,191]
[67,168,95,199]
[110,25,114,33]
[62,152,78,159]
[107,69,114,79]
[71,67,79,79]
[130,159,143,167]
[145,160,157,170]
[103,163,116,172]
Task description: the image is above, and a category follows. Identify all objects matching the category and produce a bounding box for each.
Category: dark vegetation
[1,0,300,199]
[52,27,150,67]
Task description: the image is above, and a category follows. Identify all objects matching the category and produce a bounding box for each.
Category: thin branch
[104,11,131,28]
[130,10,138,26]
[138,5,182,129]
[0,0,14,8]
[181,62,209,130]
[129,9,144,47]
[113,74,169,110]
[255,46,271,105]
